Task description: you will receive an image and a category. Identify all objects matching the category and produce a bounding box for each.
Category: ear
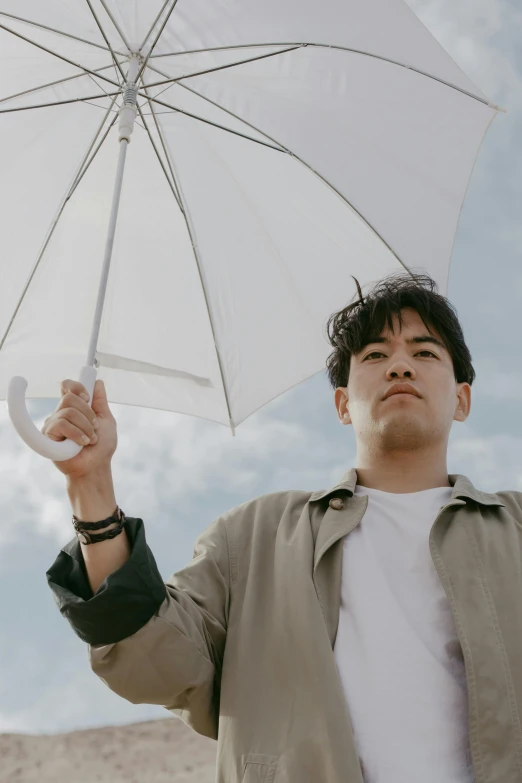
[334,387,351,425]
[454,382,471,423]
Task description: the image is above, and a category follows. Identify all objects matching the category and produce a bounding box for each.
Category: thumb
[90,379,111,416]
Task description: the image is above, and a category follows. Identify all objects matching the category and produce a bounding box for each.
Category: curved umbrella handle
[7,365,98,461]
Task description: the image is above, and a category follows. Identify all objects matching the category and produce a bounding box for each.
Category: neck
[354,446,451,494]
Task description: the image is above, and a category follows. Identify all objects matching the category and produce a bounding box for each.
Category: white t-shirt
[333,483,474,782]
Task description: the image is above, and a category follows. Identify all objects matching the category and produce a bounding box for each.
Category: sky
[0,0,521,736]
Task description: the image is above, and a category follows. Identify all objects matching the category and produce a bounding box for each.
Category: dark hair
[325,270,475,390]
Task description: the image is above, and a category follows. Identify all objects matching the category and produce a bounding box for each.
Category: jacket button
[329,497,344,510]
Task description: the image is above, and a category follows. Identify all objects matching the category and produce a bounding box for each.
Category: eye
[363,350,437,360]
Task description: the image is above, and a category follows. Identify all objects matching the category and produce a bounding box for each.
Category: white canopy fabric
[0,0,500,431]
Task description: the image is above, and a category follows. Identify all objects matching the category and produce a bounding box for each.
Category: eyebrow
[358,335,447,354]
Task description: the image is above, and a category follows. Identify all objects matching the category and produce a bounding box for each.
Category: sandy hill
[0,717,216,782]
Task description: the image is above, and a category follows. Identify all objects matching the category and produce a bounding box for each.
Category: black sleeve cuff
[46,517,167,646]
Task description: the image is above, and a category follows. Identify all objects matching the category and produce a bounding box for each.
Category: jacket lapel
[307,467,506,650]
[309,468,366,648]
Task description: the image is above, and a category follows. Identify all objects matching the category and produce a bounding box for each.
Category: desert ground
[0,717,217,782]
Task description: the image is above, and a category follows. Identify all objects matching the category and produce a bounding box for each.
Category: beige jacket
[47,468,522,782]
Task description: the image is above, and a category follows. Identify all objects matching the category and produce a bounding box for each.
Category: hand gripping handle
[7,365,98,461]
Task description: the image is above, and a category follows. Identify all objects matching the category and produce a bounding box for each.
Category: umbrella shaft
[86,56,140,370]
[86,138,129,369]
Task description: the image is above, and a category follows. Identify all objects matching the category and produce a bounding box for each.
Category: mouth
[382,384,421,400]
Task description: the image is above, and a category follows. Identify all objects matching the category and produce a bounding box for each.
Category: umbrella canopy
[0,0,502,456]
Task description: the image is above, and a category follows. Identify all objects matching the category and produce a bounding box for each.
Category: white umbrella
[0,0,504,461]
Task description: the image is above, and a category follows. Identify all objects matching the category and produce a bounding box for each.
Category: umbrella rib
[150,41,498,110]
[134,102,184,211]
[84,0,127,82]
[136,0,180,82]
[97,0,131,52]
[0,62,124,107]
[139,66,286,153]
[68,113,119,197]
[150,43,292,58]
[140,45,304,89]
[86,70,123,100]
[141,85,184,207]
[138,0,171,53]
[0,93,121,113]
[138,91,286,153]
[83,99,120,112]
[168,77,413,275]
[150,111,236,433]
[0,10,127,56]
[84,51,125,100]
[0,103,120,355]
[0,22,121,90]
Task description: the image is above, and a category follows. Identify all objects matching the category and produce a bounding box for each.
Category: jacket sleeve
[46,515,231,739]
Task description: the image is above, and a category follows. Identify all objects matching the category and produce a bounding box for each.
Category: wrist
[66,468,117,523]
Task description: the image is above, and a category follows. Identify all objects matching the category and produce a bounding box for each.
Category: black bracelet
[76,517,126,545]
[72,505,121,531]
[72,507,126,545]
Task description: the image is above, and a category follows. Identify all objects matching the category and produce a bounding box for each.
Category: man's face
[334,308,471,451]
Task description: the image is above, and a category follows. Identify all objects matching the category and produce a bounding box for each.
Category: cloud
[471,360,522,402]
[0,658,167,735]
[407,0,522,105]
[449,426,522,491]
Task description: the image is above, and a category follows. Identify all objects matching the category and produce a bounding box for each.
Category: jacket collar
[309,467,506,508]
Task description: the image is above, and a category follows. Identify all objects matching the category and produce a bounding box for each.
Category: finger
[90,379,111,416]
[61,379,91,403]
[59,393,99,429]
[54,406,98,442]
[47,417,97,447]
[60,379,111,418]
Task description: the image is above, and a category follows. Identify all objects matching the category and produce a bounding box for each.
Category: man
[46,270,522,782]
